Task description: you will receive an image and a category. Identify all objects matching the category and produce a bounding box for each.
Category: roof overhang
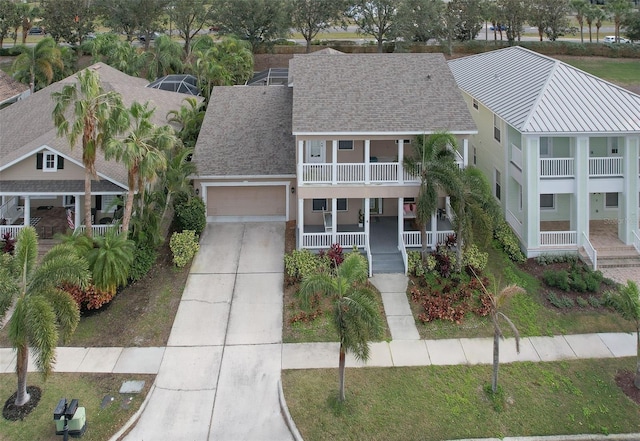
[292,130,478,137]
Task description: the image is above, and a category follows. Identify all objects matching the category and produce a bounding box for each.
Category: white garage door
[206,185,286,221]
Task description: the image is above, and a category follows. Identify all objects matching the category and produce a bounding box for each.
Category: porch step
[371,252,405,274]
[580,246,640,269]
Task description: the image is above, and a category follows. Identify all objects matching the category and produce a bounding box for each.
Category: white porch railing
[370,163,398,182]
[505,209,522,238]
[399,240,408,275]
[75,224,120,236]
[539,231,577,246]
[302,162,425,185]
[337,164,365,183]
[0,225,23,238]
[366,241,373,277]
[511,144,522,169]
[632,230,640,255]
[0,197,21,225]
[302,164,332,183]
[403,163,421,182]
[589,157,623,176]
[336,232,366,248]
[403,231,421,247]
[452,149,464,169]
[540,158,574,177]
[582,231,597,270]
[436,231,455,244]
[301,232,332,249]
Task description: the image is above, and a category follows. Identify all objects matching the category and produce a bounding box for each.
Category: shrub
[583,271,603,292]
[493,220,525,263]
[407,251,424,277]
[569,273,587,292]
[535,253,578,265]
[62,283,114,311]
[128,241,158,282]
[543,270,570,291]
[319,243,344,268]
[576,297,589,307]
[463,244,488,272]
[588,295,602,308]
[284,249,328,282]
[169,230,200,268]
[547,291,575,308]
[174,197,206,236]
[1,232,15,254]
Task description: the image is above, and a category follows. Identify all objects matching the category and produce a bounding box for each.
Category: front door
[305,140,325,163]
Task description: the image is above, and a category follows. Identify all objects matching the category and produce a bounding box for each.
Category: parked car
[489,24,507,31]
[138,32,161,42]
[28,26,45,35]
[603,35,630,43]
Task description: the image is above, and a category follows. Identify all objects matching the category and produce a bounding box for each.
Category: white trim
[540,193,556,210]
[192,174,296,180]
[293,130,478,136]
[200,180,291,221]
[43,152,57,172]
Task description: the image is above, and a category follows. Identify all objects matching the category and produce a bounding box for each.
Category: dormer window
[36,151,64,172]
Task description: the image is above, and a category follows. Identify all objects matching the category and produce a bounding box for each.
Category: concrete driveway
[124,223,293,441]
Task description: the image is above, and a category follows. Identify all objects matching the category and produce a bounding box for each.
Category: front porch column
[297,198,304,249]
[397,198,403,247]
[620,135,639,243]
[523,136,540,249]
[463,139,469,167]
[332,140,338,185]
[398,139,404,185]
[331,197,337,244]
[364,140,370,184]
[297,140,303,187]
[574,136,590,245]
[74,196,81,231]
[364,198,370,248]
[23,196,30,226]
[430,212,437,250]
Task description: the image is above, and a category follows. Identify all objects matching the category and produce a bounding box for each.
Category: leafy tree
[106,101,174,234]
[52,69,129,237]
[606,0,633,42]
[349,0,399,53]
[297,252,384,402]
[608,280,640,389]
[144,34,184,81]
[0,0,17,49]
[394,0,444,45]
[168,0,211,56]
[624,10,640,42]
[7,1,22,46]
[85,36,146,77]
[95,0,169,43]
[12,37,63,93]
[19,3,40,45]
[448,0,485,41]
[496,0,529,44]
[0,227,90,407]
[529,0,573,41]
[403,132,460,259]
[167,97,206,148]
[88,228,135,295]
[41,0,97,47]
[594,4,607,42]
[571,0,589,42]
[289,0,347,53]
[584,3,604,42]
[211,0,291,52]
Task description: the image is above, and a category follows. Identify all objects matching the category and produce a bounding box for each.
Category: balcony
[539,157,623,178]
[301,162,421,185]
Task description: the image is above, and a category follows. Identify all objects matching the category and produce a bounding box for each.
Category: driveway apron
[124,223,292,441]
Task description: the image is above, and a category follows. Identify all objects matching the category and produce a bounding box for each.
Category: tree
[88,228,135,295]
[12,37,63,93]
[608,280,640,389]
[394,0,444,45]
[211,0,291,52]
[403,132,460,258]
[144,34,184,81]
[497,0,529,44]
[289,0,347,53]
[624,10,640,42]
[0,227,90,407]
[584,3,604,42]
[167,97,205,148]
[19,3,40,45]
[41,0,97,47]
[95,0,169,44]
[571,0,589,42]
[105,101,174,234]
[594,4,607,42]
[349,0,399,53]
[298,252,384,402]
[160,145,197,225]
[168,0,211,56]
[606,0,633,42]
[529,0,573,41]
[448,0,485,42]
[52,69,129,237]
[0,0,17,49]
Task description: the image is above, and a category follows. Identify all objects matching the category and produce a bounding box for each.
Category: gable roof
[290,53,477,135]
[448,46,640,134]
[193,86,295,177]
[0,70,29,106]
[0,63,195,187]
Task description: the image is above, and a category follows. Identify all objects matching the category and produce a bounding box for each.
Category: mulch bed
[2,386,41,421]
[615,370,640,405]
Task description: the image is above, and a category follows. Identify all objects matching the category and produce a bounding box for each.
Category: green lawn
[283,358,640,441]
[556,56,640,85]
[0,373,153,441]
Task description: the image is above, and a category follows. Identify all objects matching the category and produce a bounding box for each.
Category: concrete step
[372,252,405,274]
[597,256,640,268]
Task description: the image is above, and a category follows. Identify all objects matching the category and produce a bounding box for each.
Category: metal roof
[448,46,640,134]
[147,74,201,96]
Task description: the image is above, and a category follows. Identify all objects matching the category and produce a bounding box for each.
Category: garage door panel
[207,186,285,217]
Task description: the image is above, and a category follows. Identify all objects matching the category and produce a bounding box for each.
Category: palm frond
[298,272,334,309]
[43,288,80,343]
[13,227,38,289]
[497,311,521,353]
[25,295,58,378]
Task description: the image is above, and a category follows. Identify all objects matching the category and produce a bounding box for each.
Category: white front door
[305,140,325,163]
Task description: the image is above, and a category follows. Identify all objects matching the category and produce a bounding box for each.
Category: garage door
[206,185,286,221]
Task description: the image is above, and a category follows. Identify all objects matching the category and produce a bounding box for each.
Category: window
[44,153,56,171]
[518,185,523,211]
[337,198,347,211]
[395,139,411,145]
[472,98,479,110]
[312,199,327,211]
[338,140,353,150]
[494,170,501,200]
[609,137,619,155]
[493,114,501,142]
[473,146,477,165]
[605,192,618,208]
[540,194,555,209]
[540,138,552,157]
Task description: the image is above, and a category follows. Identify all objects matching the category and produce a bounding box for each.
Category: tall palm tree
[403,132,460,258]
[167,97,205,148]
[12,37,63,93]
[106,101,174,234]
[298,252,384,402]
[144,34,184,81]
[160,145,197,225]
[0,227,90,406]
[449,167,500,271]
[52,68,129,237]
[88,228,135,295]
[608,280,640,389]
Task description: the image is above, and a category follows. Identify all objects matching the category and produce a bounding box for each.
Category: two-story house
[449,46,640,268]
[193,50,476,273]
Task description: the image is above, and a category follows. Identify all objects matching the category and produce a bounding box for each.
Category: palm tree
[167,97,205,148]
[12,37,63,93]
[475,273,524,394]
[160,145,197,225]
[52,68,129,237]
[298,252,384,402]
[0,227,90,406]
[449,167,500,271]
[403,132,460,258]
[571,0,589,43]
[106,101,174,234]
[144,34,184,81]
[88,228,135,295]
[594,5,608,42]
[608,280,640,389]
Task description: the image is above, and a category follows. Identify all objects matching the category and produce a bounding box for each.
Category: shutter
[95,195,102,210]
[57,156,64,169]
[36,153,43,169]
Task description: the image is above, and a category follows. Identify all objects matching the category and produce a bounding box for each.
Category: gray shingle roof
[448,46,640,134]
[0,70,29,105]
[290,53,476,135]
[1,180,125,193]
[193,86,295,177]
[0,62,197,187]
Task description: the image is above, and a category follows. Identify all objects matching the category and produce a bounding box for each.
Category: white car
[603,35,630,43]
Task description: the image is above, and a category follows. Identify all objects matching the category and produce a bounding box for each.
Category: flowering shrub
[62,283,114,311]
[169,230,200,268]
[318,243,344,268]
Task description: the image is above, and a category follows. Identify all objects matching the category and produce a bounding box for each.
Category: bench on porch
[323,212,332,232]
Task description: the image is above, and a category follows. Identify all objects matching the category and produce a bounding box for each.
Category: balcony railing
[540,157,624,179]
[540,158,574,177]
[539,231,577,246]
[402,230,455,248]
[589,157,623,176]
[301,231,367,249]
